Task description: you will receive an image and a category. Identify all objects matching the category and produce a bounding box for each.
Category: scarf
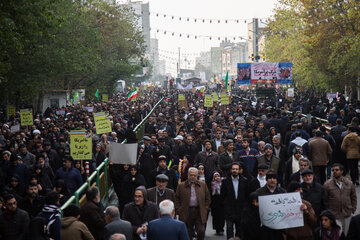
[42,204,61,235]
[211,179,222,195]
[320,226,340,240]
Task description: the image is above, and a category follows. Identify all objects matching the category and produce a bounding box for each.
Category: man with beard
[284,147,303,187]
[301,169,328,218]
[324,163,357,236]
[194,140,219,188]
[179,135,199,165]
[256,144,283,186]
[18,181,45,218]
[219,140,239,177]
[220,162,248,240]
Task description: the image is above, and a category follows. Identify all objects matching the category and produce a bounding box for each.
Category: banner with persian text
[237,62,293,85]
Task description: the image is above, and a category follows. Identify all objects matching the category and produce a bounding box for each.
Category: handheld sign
[220,93,229,105]
[259,192,303,230]
[70,130,92,160]
[212,92,218,101]
[20,109,34,126]
[178,94,185,101]
[204,95,213,108]
[102,94,109,102]
[94,112,112,134]
[7,105,16,117]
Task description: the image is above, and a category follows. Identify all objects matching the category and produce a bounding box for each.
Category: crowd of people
[0,87,360,240]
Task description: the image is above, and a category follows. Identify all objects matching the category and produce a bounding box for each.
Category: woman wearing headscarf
[210,172,225,236]
[120,165,147,209]
[313,210,345,240]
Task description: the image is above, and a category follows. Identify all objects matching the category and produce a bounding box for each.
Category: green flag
[72,91,79,104]
[95,89,99,100]
[224,71,228,89]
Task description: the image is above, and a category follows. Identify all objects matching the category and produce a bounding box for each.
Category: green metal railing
[61,97,165,212]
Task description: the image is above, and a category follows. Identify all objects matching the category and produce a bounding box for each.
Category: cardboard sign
[220,93,229,105]
[204,95,213,108]
[7,105,16,117]
[94,112,112,134]
[102,94,109,102]
[109,142,137,164]
[70,130,92,160]
[20,109,33,126]
[287,88,295,98]
[212,93,218,101]
[178,94,185,101]
[259,192,303,230]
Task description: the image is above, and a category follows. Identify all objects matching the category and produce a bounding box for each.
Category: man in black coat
[122,186,159,240]
[347,214,360,240]
[178,135,199,165]
[220,162,248,240]
[80,186,106,240]
[0,194,30,240]
[301,169,328,218]
[149,156,178,191]
[219,140,240,177]
[104,206,133,240]
[18,181,45,218]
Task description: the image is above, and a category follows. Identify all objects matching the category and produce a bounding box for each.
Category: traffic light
[251,54,254,61]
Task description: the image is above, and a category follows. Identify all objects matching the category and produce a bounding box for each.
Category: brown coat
[61,216,94,240]
[324,177,357,218]
[174,180,211,224]
[284,199,317,240]
[341,132,360,159]
[146,187,175,206]
[309,137,332,166]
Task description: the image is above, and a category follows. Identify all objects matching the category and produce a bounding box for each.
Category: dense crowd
[0,87,360,240]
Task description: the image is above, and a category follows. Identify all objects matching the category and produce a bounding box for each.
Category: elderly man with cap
[288,157,312,184]
[149,155,178,191]
[219,139,240,177]
[248,163,268,193]
[256,143,284,186]
[147,174,175,206]
[301,168,328,218]
[255,169,285,196]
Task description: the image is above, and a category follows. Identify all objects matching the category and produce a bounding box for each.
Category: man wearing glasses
[324,163,357,237]
[0,194,30,240]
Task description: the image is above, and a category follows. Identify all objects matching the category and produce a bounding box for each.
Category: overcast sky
[119,0,279,73]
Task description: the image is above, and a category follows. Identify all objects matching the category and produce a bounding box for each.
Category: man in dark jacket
[301,169,328,218]
[18,181,45,218]
[38,191,62,240]
[80,186,106,240]
[0,194,30,240]
[219,140,240,177]
[220,162,248,240]
[104,206,133,240]
[147,174,175,206]
[194,139,220,188]
[256,144,284,186]
[122,186,159,240]
[178,135,199,165]
[149,156,178,191]
[55,155,83,194]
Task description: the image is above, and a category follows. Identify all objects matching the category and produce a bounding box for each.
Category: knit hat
[63,204,80,217]
[224,139,233,147]
[264,143,273,150]
[287,181,302,192]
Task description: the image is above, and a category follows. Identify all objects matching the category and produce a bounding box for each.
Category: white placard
[109,142,137,165]
[10,124,20,133]
[259,192,303,230]
[287,88,294,98]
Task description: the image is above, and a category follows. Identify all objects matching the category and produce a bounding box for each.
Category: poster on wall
[237,62,293,85]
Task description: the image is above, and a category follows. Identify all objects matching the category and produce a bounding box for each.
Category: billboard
[237,62,292,85]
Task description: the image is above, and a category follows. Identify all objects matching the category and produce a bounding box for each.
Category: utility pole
[253,18,259,62]
[177,47,181,77]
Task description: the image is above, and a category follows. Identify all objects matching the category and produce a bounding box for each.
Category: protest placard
[10,125,20,133]
[109,142,137,164]
[20,109,33,126]
[212,92,218,101]
[102,94,109,102]
[7,105,15,117]
[259,192,303,230]
[94,112,112,134]
[178,94,185,101]
[70,130,92,160]
[56,110,65,115]
[220,93,229,105]
[204,95,213,108]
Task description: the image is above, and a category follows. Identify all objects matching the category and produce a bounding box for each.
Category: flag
[95,89,99,100]
[127,89,138,101]
[72,91,79,104]
[199,87,204,96]
[224,71,229,89]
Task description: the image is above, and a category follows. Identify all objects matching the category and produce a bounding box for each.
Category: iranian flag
[127,89,138,101]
